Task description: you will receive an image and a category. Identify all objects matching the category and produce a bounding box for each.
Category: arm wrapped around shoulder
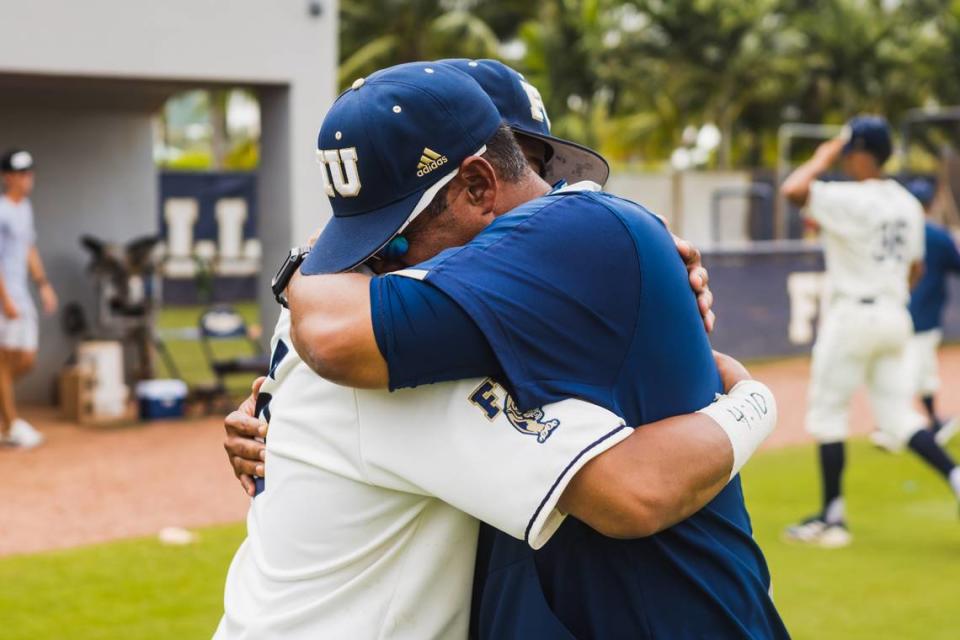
[697,380,778,479]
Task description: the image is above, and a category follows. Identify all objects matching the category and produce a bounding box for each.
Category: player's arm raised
[559,352,776,538]
[781,136,845,207]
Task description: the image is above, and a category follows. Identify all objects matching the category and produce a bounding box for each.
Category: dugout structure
[0,1,337,402]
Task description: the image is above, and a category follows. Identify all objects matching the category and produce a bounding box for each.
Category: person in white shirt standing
[0,149,58,448]
[781,117,960,547]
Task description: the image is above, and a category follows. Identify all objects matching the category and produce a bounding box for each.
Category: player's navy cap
[438,58,610,186]
[0,149,34,173]
[842,116,892,165]
[302,62,502,275]
[906,177,935,206]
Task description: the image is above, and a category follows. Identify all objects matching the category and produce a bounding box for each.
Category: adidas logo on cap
[416,147,448,177]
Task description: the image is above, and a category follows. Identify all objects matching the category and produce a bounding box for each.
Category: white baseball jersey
[807,178,925,304]
[216,311,631,640]
[804,178,927,445]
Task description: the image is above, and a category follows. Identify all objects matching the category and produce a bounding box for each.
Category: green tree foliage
[336,0,960,169]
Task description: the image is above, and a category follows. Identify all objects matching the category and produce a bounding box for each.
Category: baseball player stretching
[905,178,960,444]
[782,117,960,547]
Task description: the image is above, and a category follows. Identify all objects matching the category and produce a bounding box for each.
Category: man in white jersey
[781,116,960,547]
[215,63,779,639]
[216,308,774,639]
[0,149,58,448]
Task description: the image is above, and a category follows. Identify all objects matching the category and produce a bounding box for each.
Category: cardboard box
[59,365,134,425]
[60,365,94,422]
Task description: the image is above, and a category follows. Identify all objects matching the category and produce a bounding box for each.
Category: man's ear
[457,156,498,211]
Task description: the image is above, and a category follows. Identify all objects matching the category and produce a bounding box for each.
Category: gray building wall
[0,0,337,402]
[0,107,157,401]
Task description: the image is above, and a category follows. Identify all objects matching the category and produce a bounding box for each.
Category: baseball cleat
[783,516,852,548]
[869,430,902,453]
[935,416,959,447]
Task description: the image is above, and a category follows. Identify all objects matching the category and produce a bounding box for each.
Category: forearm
[909,261,925,290]
[781,139,842,207]
[286,270,388,387]
[560,380,777,539]
[560,414,732,538]
[27,246,48,285]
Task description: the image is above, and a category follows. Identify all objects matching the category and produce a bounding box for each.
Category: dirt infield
[0,411,250,557]
[2,344,959,557]
[749,343,960,449]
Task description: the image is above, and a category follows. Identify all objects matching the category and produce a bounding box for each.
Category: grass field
[2,438,957,639]
[155,302,261,397]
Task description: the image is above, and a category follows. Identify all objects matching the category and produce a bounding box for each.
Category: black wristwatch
[271,246,310,308]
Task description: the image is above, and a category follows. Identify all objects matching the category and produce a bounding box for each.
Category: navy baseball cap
[842,116,892,165]
[0,149,33,173]
[303,62,502,275]
[438,59,610,186]
[906,177,935,206]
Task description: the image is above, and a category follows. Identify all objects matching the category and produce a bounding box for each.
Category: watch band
[271,246,310,308]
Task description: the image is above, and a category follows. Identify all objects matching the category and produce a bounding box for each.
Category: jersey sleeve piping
[524,422,631,549]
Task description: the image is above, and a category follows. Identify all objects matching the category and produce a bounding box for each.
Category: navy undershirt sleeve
[369,275,504,390]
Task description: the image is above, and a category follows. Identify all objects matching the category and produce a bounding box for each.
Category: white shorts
[805,300,926,446]
[0,302,38,352]
[908,329,942,396]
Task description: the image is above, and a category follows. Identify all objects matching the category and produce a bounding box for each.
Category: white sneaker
[783,516,852,548]
[935,416,960,448]
[9,419,44,449]
[869,430,902,453]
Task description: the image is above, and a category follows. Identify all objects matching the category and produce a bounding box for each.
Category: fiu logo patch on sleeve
[469,378,559,443]
[317,147,361,197]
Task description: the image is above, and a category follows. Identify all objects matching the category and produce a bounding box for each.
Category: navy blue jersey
[910,221,960,332]
[369,187,787,639]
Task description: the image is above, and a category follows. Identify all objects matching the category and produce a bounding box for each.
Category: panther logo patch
[469,378,559,443]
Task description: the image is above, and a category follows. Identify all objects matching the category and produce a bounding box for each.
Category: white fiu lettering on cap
[520,81,550,126]
[317,147,362,197]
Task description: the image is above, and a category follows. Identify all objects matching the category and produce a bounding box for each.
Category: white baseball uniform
[0,195,38,351]
[215,311,631,640]
[804,178,927,444]
[908,328,943,396]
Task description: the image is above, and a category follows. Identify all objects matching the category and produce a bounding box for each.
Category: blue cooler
[136,379,188,420]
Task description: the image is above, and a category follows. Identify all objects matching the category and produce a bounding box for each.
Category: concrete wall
[705,243,960,361]
[0,0,338,402]
[608,170,754,245]
[0,107,156,402]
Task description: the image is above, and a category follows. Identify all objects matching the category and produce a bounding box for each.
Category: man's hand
[224,376,268,497]
[39,283,58,316]
[2,297,19,320]
[674,236,716,332]
[713,350,751,393]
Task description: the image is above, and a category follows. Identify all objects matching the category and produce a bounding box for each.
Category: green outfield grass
[742,438,960,639]
[2,438,957,639]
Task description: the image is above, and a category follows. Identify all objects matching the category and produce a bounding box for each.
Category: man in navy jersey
[277,61,786,639]
[906,178,960,444]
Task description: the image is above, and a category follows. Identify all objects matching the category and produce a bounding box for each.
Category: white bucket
[77,341,125,393]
